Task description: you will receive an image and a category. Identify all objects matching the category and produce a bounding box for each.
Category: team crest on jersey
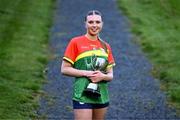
[81,46,89,49]
[93,47,97,50]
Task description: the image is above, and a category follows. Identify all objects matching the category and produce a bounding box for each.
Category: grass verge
[0,0,54,119]
[117,0,180,110]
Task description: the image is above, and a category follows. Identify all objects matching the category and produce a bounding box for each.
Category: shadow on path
[38,0,180,119]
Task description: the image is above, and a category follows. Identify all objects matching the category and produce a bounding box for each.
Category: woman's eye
[88,20,101,24]
[88,21,93,24]
[96,21,101,24]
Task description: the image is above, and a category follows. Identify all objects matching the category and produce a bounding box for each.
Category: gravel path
[38,0,180,119]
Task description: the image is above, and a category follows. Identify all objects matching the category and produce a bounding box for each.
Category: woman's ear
[101,21,104,27]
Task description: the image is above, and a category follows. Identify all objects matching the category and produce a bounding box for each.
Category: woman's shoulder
[99,38,111,48]
[71,35,85,42]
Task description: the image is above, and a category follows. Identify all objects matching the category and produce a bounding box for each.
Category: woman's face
[85,15,103,36]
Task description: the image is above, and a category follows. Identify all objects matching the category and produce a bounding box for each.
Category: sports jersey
[63,35,115,104]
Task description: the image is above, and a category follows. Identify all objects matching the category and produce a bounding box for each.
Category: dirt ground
[38,0,180,119]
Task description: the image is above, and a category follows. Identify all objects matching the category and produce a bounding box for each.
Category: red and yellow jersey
[63,35,115,68]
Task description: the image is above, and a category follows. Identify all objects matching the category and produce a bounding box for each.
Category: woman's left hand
[87,70,105,83]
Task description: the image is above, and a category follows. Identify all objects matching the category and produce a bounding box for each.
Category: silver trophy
[84,55,108,98]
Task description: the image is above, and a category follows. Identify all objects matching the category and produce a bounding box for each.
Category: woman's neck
[85,34,98,41]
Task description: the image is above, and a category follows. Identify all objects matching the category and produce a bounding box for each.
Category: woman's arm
[61,60,95,77]
[61,60,114,82]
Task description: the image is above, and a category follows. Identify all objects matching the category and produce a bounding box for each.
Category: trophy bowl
[84,56,108,98]
[92,57,108,71]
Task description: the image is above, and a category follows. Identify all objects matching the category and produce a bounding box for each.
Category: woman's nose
[92,22,97,26]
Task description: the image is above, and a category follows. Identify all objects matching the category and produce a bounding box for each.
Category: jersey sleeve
[106,44,115,68]
[63,39,78,65]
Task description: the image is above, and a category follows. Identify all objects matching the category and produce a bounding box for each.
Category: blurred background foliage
[0,0,54,119]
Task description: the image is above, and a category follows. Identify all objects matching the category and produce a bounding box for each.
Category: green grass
[118,0,180,109]
[0,0,54,119]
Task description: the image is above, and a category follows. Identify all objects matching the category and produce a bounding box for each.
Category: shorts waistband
[73,100,109,109]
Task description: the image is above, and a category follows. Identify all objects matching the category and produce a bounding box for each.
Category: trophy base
[84,88,101,98]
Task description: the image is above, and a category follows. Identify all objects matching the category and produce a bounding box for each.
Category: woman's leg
[92,107,108,120]
[74,109,92,120]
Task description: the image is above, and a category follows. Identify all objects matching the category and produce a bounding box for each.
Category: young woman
[61,10,115,120]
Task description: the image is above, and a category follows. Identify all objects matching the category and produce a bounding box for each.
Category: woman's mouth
[91,28,98,32]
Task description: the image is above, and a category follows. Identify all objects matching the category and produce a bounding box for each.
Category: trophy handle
[84,58,91,69]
